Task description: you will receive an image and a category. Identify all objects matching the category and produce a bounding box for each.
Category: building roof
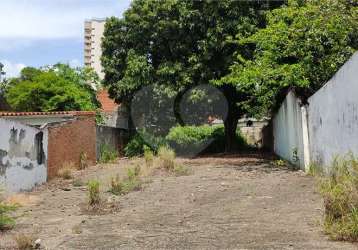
[0,111,96,128]
[0,111,96,117]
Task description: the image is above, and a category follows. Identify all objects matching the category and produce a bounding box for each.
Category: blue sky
[0,0,132,77]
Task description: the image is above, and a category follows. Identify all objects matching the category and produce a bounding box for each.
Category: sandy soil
[1,154,357,249]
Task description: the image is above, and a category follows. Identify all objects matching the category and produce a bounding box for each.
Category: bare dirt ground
[1,154,357,249]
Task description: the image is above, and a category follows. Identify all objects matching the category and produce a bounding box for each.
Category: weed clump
[144,146,154,167]
[79,152,89,170]
[13,234,37,250]
[158,146,176,170]
[157,146,190,176]
[0,190,17,230]
[87,180,101,206]
[319,154,358,241]
[99,144,118,164]
[57,162,74,179]
[109,167,142,196]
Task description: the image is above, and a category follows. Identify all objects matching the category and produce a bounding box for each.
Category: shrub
[99,144,118,163]
[87,180,101,206]
[166,125,248,155]
[124,130,168,157]
[57,163,74,179]
[319,154,358,241]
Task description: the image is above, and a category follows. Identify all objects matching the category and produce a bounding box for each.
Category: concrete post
[301,105,310,172]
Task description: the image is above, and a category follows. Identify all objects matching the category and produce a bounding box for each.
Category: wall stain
[0,149,10,176]
[1,128,44,175]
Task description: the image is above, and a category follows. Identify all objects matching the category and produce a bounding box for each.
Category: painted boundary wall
[273,91,306,169]
[308,53,358,169]
[273,52,358,171]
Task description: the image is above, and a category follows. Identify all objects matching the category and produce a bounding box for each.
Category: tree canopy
[5,64,100,112]
[102,0,357,151]
[102,0,284,150]
[220,0,358,116]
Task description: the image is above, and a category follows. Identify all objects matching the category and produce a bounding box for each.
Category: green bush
[99,144,118,163]
[166,125,248,155]
[319,154,358,241]
[124,130,168,157]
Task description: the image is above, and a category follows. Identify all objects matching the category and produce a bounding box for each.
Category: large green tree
[221,0,358,117]
[5,64,100,112]
[102,0,284,151]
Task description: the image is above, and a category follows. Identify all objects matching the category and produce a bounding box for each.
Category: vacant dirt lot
[1,154,357,249]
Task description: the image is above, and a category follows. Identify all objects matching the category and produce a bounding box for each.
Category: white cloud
[1,60,26,78]
[0,0,131,48]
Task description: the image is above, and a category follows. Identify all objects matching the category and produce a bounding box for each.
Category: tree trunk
[224,109,239,152]
[173,89,186,126]
[222,86,240,152]
[124,101,136,137]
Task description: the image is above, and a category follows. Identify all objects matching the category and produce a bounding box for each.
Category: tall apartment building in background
[84,18,106,79]
[84,18,127,130]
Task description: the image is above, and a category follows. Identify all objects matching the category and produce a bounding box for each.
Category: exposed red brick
[46,115,96,179]
[97,89,119,112]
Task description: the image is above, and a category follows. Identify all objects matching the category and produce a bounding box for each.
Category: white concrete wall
[308,52,358,168]
[273,91,306,169]
[0,118,48,193]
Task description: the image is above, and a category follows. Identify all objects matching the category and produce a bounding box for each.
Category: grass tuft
[57,162,74,179]
[87,180,101,206]
[99,144,118,164]
[109,166,142,196]
[158,146,176,170]
[0,190,17,230]
[318,153,358,241]
[13,234,35,250]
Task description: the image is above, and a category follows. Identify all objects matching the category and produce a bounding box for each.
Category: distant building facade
[84,18,106,79]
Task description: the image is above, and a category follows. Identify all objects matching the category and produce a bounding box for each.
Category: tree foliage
[5,64,100,112]
[221,0,358,117]
[102,0,284,150]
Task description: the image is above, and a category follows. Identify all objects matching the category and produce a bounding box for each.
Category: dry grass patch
[79,152,89,170]
[57,162,75,179]
[5,194,38,207]
[157,146,190,176]
[318,154,358,241]
[13,233,37,250]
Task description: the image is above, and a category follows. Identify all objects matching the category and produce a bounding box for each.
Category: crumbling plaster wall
[0,118,47,193]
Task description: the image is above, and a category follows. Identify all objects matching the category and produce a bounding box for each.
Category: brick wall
[47,114,96,179]
[97,89,118,112]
